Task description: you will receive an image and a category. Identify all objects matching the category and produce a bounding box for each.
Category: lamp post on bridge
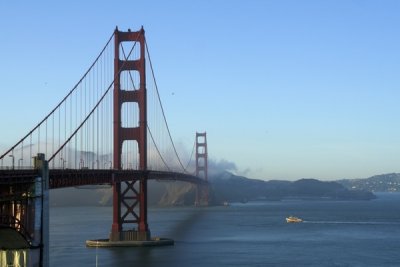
[18,158,23,169]
[9,154,14,170]
[60,158,65,169]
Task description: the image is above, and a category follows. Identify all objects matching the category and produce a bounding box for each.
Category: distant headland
[49,171,392,207]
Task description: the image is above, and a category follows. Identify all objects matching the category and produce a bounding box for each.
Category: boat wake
[303,220,400,225]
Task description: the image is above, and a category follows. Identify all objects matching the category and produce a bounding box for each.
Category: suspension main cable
[0,31,115,160]
[144,39,188,173]
[120,42,171,171]
[121,45,137,91]
[49,31,142,162]
[185,139,196,171]
[147,125,170,171]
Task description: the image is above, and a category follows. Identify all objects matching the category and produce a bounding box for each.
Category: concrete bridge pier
[34,153,49,267]
[0,153,49,267]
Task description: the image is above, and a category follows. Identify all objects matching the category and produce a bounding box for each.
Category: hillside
[338,173,400,192]
[50,171,376,207]
[50,180,199,207]
[209,172,375,204]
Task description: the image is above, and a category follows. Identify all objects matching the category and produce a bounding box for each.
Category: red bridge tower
[195,132,209,205]
[111,27,149,241]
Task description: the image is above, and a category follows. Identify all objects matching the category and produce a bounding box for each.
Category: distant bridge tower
[195,132,209,205]
[111,27,149,241]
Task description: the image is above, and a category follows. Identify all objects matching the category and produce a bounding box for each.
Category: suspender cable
[49,31,142,163]
[0,32,114,161]
[185,139,196,172]
[147,125,170,171]
[145,40,188,173]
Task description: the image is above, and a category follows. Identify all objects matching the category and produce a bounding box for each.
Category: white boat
[286,216,303,223]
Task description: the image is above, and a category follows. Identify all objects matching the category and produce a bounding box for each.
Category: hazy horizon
[1,1,400,181]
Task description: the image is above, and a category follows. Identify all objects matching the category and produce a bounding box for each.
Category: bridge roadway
[0,169,207,190]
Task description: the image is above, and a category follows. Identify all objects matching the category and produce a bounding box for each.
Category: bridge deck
[0,169,207,189]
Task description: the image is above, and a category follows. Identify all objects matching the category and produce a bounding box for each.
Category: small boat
[286,216,303,223]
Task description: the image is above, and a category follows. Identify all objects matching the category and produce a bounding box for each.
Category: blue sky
[1,1,400,180]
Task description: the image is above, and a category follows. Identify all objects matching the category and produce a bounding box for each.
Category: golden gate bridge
[0,27,209,266]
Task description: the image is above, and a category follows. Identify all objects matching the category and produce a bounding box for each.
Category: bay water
[50,193,400,266]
